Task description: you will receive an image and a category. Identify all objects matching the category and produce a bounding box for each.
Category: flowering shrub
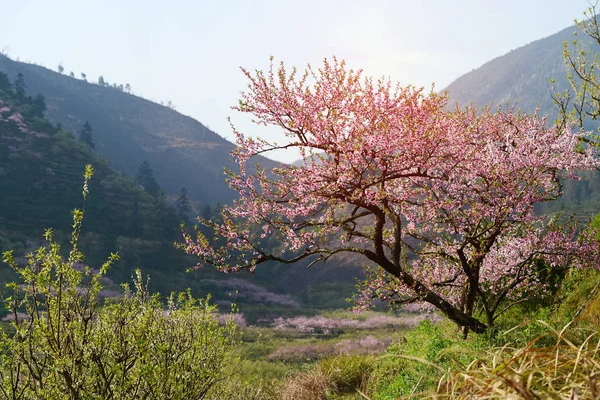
[0,166,238,399]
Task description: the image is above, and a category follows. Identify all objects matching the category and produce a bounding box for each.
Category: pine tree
[135,160,160,197]
[14,73,26,100]
[78,121,95,149]
[0,72,11,91]
[31,94,47,118]
[176,187,192,217]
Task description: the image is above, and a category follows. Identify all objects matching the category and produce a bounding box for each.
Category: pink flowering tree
[183,58,600,334]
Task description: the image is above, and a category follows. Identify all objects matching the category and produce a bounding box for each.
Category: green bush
[0,166,238,399]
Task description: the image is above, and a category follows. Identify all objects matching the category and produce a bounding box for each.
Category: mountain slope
[444,21,600,217]
[0,72,316,311]
[443,24,588,117]
[0,54,278,205]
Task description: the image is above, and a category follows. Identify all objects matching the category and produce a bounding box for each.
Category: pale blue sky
[0,0,592,162]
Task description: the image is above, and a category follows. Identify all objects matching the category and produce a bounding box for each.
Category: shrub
[0,165,238,399]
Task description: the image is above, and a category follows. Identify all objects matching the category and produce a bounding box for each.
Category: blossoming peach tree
[183,58,600,335]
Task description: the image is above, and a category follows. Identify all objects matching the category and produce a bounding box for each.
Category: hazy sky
[0,0,592,162]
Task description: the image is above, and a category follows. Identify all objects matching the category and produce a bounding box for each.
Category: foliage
[0,166,238,399]
[183,57,600,334]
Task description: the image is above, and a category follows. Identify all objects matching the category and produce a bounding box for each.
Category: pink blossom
[183,57,600,333]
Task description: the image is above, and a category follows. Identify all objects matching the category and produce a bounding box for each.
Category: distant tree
[125,83,131,93]
[176,187,192,217]
[118,84,124,91]
[14,73,26,100]
[69,71,75,78]
[81,72,87,81]
[57,63,64,74]
[31,93,47,117]
[78,121,95,149]
[0,71,11,91]
[98,75,105,86]
[135,160,160,197]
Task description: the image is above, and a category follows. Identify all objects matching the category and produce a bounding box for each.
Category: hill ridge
[0,53,278,205]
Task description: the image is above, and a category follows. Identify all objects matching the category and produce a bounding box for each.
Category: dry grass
[276,355,375,399]
[430,321,600,399]
[279,369,331,400]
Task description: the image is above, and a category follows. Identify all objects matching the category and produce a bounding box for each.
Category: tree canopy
[183,58,600,334]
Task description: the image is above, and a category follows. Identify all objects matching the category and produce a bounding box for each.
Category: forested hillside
[0,53,279,205]
[0,71,316,308]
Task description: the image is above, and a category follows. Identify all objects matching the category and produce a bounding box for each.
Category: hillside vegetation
[0,53,279,205]
[0,71,310,307]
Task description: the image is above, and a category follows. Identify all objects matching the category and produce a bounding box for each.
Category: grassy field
[225,309,428,399]
[219,269,600,399]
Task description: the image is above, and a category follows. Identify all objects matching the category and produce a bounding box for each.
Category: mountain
[443,23,599,119]
[0,54,279,205]
[443,22,600,218]
[0,72,321,312]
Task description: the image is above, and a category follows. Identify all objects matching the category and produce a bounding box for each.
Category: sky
[0,0,593,162]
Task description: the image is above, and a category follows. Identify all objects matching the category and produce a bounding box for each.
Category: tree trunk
[398,268,488,334]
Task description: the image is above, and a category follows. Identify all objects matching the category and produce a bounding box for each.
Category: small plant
[0,165,238,399]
